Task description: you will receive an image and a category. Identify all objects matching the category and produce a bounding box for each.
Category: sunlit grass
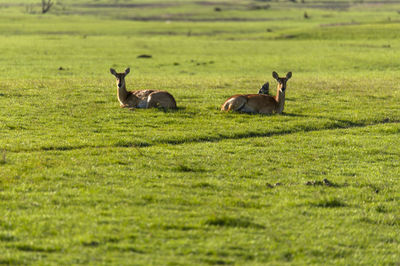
[0,0,400,265]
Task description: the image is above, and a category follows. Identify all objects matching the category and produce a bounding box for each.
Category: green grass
[1,0,400,265]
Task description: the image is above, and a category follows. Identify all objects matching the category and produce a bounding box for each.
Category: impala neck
[117,80,129,102]
[275,84,285,114]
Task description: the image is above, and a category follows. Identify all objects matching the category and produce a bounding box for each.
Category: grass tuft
[173,163,206,173]
[0,150,6,165]
[0,233,16,242]
[15,244,60,253]
[375,205,388,213]
[40,145,85,151]
[305,178,339,187]
[311,198,347,208]
[0,258,21,265]
[281,251,294,262]
[201,258,233,265]
[81,240,101,247]
[191,182,216,189]
[113,140,151,149]
[107,244,144,253]
[161,224,196,231]
[204,216,265,229]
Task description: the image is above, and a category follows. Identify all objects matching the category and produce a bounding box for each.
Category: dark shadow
[159,118,399,146]
[29,118,399,152]
[156,106,187,113]
[283,112,380,128]
[281,112,310,118]
[166,106,187,112]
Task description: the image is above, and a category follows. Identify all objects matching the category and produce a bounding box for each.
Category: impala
[221,71,292,114]
[110,68,177,109]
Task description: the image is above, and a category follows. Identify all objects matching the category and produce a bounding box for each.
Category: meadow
[1,0,400,264]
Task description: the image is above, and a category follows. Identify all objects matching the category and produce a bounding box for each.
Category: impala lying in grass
[110,68,177,110]
[221,71,292,114]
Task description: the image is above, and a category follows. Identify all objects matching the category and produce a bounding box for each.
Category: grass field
[1,0,400,264]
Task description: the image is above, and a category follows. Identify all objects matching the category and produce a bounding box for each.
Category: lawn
[1,0,400,264]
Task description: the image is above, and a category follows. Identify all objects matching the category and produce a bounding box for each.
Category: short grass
[1,0,400,265]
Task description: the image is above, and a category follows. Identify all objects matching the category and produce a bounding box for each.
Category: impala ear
[125,68,130,75]
[272,71,279,80]
[258,82,269,94]
[286,72,292,80]
[110,68,117,76]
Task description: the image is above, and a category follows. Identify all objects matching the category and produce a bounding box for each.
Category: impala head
[258,82,269,95]
[272,71,292,92]
[110,67,130,89]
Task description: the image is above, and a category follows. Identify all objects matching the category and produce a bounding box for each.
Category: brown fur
[110,68,177,109]
[221,71,292,114]
[146,91,177,109]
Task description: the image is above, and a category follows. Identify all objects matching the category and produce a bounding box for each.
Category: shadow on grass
[39,140,150,152]
[160,117,398,145]
[154,106,187,113]
[20,117,399,153]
